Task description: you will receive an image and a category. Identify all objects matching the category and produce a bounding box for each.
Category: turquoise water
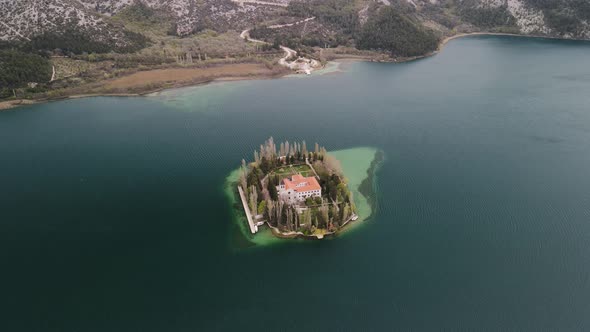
[2,36,590,330]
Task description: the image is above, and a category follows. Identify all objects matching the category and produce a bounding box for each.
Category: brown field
[104,63,276,90]
[0,99,37,111]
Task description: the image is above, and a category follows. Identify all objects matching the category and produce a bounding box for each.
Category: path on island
[238,186,258,234]
[232,0,288,7]
[240,17,318,73]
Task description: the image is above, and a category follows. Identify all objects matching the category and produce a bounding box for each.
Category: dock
[238,185,258,234]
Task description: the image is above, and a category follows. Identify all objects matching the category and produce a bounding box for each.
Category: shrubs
[27,27,149,55]
[459,6,516,28]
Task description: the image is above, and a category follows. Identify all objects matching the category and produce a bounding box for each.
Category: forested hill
[2,0,589,57]
[357,6,439,57]
[251,0,590,58]
[2,0,589,52]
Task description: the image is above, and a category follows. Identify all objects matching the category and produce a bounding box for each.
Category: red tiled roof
[283,174,321,193]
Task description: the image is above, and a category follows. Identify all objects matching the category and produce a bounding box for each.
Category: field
[103,63,276,92]
[271,164,315,178]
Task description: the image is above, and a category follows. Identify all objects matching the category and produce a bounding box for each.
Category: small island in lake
[234,138,370,240]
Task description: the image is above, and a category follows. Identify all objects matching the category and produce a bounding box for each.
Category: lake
[1,35,590,330]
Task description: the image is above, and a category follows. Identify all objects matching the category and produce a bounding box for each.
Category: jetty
[238,185,258,233]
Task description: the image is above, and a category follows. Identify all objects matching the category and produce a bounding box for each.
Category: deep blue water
[1,36,590,330]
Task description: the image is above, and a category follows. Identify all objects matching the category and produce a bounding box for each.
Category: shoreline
[0,70,287,112]
[426,31,590,62]
[2,32,589,111]
[226,147,383,247]
[355,31,590,64]
[439,31,590,52]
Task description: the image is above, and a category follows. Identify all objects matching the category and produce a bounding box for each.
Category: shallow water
[2,35,590,330]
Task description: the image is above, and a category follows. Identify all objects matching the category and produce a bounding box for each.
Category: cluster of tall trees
[239,138,328,207]
[265,197,354,233]
[288,0,360,35]
[251,137,328,174]
[237,138,356,235]
[0,50,52,98]
[281,0,359,48]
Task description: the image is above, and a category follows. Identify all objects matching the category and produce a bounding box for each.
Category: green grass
[272,164,313,177]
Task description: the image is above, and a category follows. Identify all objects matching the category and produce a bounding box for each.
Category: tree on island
[237,137,358,235]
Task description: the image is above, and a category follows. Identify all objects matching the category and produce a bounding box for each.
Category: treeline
[0,50,51,98]
[249,28,299,49]
[357,6,439,57]
[250,26,350,50]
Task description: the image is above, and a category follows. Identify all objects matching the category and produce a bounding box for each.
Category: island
[227,138,382,243]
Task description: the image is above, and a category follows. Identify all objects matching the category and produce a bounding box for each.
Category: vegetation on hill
[533,0,590,35]
[357,6,439,57]
[458,5,516,29]
[27,28,149,55]
[111,2,176,38]
[287,0,360,34]
[453,0,590,37]
[0,50,52,98]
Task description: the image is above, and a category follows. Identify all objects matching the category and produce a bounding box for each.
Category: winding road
[240,17,317,73]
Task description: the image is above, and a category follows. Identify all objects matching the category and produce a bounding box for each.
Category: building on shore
[276,174,321,204]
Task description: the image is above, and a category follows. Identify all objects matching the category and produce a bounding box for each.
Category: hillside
[0,0,148,52]
[2,0,589,53]
[1,0,589,102]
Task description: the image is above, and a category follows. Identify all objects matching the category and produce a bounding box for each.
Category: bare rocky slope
[0,0,277,50]
[0,0,144,50]
[2,0,589,46]
[451,0,590,39]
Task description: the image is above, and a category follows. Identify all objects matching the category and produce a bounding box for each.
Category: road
[240,17,316,72]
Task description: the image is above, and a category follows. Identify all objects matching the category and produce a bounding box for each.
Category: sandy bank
[104,63,277,91]
[0,99,36,111]
[0,63,288,111]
